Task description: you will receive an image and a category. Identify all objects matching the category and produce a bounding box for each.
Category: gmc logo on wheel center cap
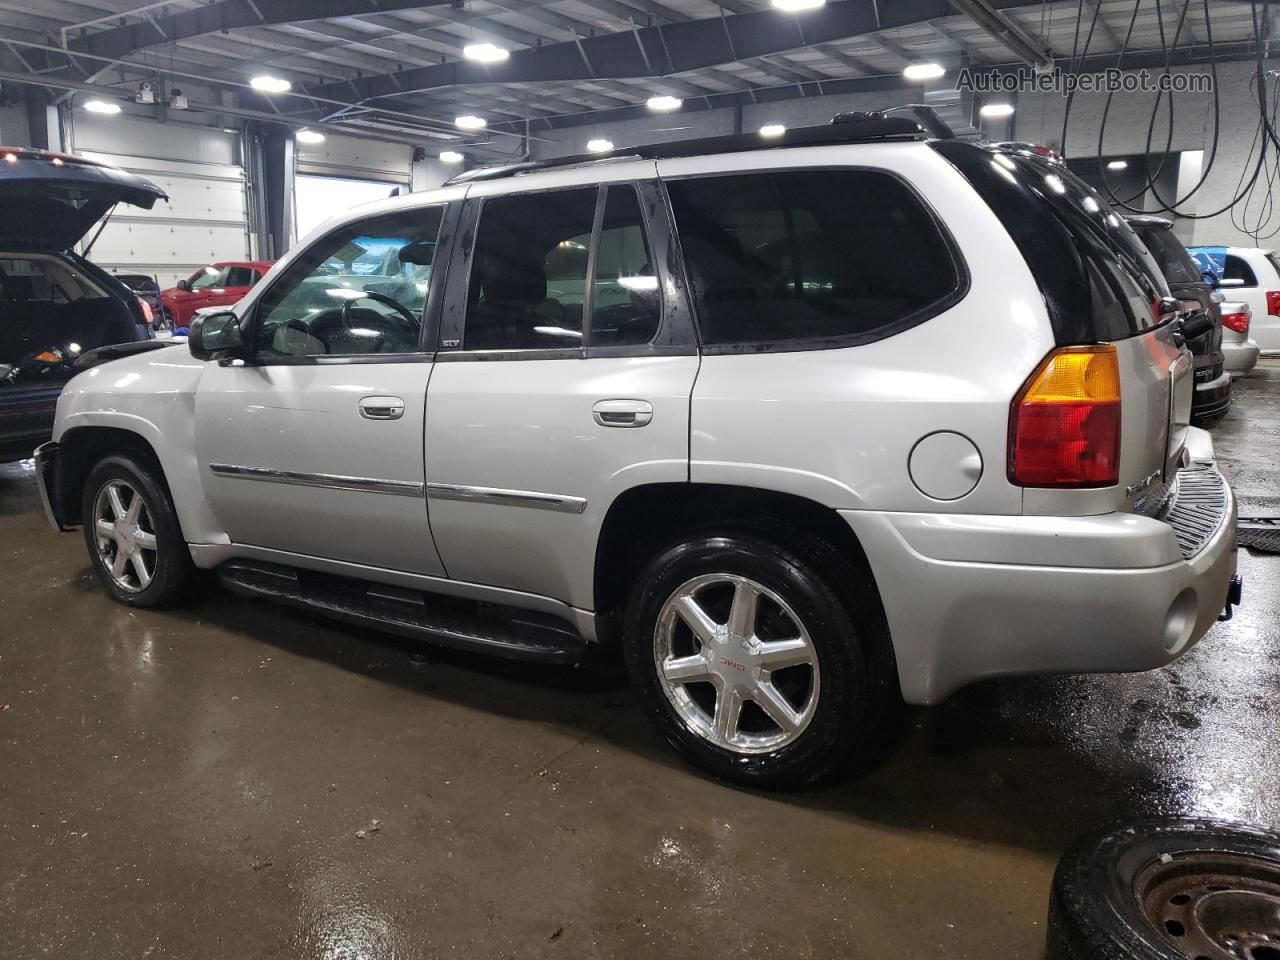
[718,656,746,672]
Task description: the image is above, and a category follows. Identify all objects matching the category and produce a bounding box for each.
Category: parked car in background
[161,260,273,329]
[0,147,162,462]
[1219,300,1260,377]
[1189,246,1280,356]
[34,122,1240,788]
[114,273,164,331]
[1127,217,1230,427]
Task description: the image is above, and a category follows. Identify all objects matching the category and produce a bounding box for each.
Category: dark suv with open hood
[0,147,166,461]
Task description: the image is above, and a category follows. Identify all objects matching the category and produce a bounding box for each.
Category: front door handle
[592,399,653,428]
[359,396,405,420]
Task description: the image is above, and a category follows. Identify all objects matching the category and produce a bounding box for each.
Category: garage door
[294,132,409,243]
[71,115,251,289]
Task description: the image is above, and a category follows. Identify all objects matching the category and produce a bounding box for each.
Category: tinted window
[1225,255,1257,286]
[665,170,959,347]
[224,266,254,287]
[465,188,597,350]
[254,206,443,358]
[591,186,660,348]
[1139,227,1199,285]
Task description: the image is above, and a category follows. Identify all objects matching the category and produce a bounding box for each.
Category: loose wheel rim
[1135,850,1280,960]
[92,479,159,594]
[653,573,820,755]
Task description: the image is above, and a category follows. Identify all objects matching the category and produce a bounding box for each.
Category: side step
[217,560,587,664]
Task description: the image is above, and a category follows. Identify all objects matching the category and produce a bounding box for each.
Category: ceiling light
[455,114,487,131]
[646,95,683,112]
[440,151,464,163]
[295,129,326,144]
[250,75,291,94]
[771,0,826,11]
[586,138,614,153]
[463,42,509,64]
[84,99,122,115]
[1107,160,1129,171]
[979,103,1015,118]
[759,123,786,138]
[903,62,946,81]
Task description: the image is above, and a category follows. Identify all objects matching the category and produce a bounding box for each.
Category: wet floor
[2,369,1278,959]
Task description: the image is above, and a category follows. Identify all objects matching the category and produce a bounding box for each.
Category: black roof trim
[447,110,935,186]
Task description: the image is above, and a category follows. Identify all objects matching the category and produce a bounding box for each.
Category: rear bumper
[33,440,69,532]
[842,437,1237,705]
[1191,369,1231,422]
[1222,338,1260,376]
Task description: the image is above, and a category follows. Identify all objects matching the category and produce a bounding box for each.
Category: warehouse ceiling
[0,0,1273,157]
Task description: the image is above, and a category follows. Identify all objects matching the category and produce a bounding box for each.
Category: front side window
[464,188,597,351]
[253,206,444,358]
[224,266,254,288]
[665,170,960,348]
[188,266,226,290]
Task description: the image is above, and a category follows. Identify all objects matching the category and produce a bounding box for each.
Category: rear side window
[665,170,961,348]
[1140,228,1199,285]
[1225,255,1257,286]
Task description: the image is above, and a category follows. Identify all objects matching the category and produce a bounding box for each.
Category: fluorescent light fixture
[250,75,292,94]
[646,95,683,112]
[980,103,1015,118]
[463,42,509,63]
[903,62,946,81]
[1107,160,1129,171]
[586,138,614,153]
[455,114,487,131]
[295,129,326,144]
[759,123,786,138]
[84,99,122,115]
[771,0,826,11]
[439,151,465,163]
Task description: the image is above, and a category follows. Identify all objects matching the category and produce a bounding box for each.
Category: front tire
[81,454,194,607]
[623,530,893,790]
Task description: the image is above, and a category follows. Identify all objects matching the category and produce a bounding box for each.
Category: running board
[217,560,587,664]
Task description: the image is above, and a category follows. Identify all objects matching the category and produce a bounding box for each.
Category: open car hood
[0,147,167,250]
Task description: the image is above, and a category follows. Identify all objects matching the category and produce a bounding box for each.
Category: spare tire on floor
[1048,818,1280,960]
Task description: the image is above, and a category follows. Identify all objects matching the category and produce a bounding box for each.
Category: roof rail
[446,109,936,186]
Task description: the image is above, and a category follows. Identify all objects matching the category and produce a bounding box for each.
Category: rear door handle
[592,399,653,428]
[359,396,405,420]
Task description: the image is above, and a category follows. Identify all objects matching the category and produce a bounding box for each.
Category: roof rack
[446,108,945,186]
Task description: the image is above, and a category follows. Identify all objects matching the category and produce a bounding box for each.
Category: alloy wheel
[653,573,820,754]
[92,480,158,593]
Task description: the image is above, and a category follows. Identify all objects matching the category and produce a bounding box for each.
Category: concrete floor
[2,371,1278,960]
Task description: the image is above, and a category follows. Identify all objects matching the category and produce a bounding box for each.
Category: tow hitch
[1219,575,1244,622]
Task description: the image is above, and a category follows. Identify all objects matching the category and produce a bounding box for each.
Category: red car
[161,260,273,328]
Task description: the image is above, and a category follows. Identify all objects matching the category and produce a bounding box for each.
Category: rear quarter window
[664,169,963,350]
[1225,255,1258,286]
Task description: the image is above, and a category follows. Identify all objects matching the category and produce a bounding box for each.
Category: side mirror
[1201,270,1220,288]
[176,279,190,291]
[189,310,244,361]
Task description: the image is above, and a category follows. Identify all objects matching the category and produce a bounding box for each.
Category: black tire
[1048,818,1280,960]
[622,528,896,790]
[81,453,195,608]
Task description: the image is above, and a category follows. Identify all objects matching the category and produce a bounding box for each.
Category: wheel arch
[56,426,171,528]
[593,482,885,640]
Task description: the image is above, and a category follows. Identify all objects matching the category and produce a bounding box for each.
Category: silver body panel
[46,142,1238,705]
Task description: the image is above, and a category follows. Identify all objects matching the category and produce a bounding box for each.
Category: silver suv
[34,114,1240,789]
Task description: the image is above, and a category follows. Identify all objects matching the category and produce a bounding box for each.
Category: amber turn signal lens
[1008,345,1121,488]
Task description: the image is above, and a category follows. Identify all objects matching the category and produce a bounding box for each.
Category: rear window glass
[1139,227,1200,285]
[664,170,961,348]
[1225,255,1257,286]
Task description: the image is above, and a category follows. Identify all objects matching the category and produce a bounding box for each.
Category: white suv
[1189,245,1280,356]
[34,115,1240,788]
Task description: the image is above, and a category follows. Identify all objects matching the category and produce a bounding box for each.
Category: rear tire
[622,529,895,790]
[81,454,195,608]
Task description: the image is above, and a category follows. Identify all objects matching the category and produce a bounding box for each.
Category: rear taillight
[1222,311,1250,335]
[1266,291,1280,317]
[137,297,153,324]
[1009,345,1121,488]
